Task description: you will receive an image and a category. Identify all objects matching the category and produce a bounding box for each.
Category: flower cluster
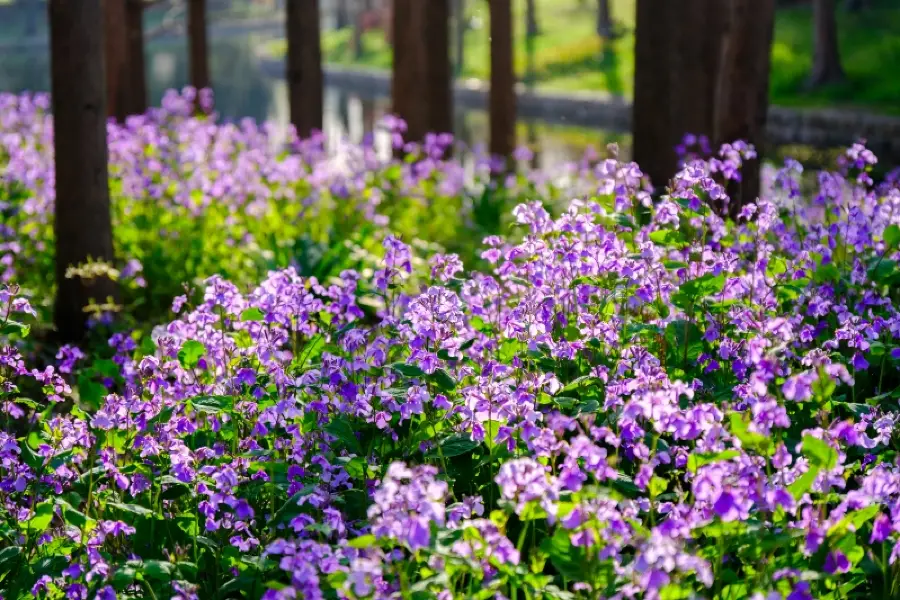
[2,90,900,599]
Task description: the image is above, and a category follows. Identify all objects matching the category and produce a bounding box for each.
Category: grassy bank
[267,0,900,114]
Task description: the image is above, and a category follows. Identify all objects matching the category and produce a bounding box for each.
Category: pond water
[0,30,629,171]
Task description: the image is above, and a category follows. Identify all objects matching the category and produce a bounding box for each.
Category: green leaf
[428,433,479,458]
[177,340,206,369]
[429,368,457,392]
[687,450,742,473]
[25,501,55,534]
[348,534,377,549]
[813,263,841,284]
[801,435,838,470]
[885,224,900,248]
[140,559,175,581]
[389,362,426,378]
[649,229,685,246]
[323,417,362,454]
[728,413,774,455]
[240,307,265,322]
[190,395,234,414]
[540,528,587,581]
[55,498,95,530]
[0,320,30,338]
[788,465,820,500]
[107,502,160,519]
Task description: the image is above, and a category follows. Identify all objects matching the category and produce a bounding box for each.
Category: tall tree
[525,0,538,37]
[125,0,148,116]
[633,0,743,196]
[714,0,776,213]
[632,0,675,190]
[453,0,466,76]
[489,0,516,162]
[391,0,453,145]
[48,0,118,342]
[105,0,129,121]
[597,0,612,39]
[188,0,211,100]
[286,0,324,139]
[809,0,845,86]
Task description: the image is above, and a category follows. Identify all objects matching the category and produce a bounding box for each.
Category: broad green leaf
[240,307,265,322]
[107,502,160,519]
[389,362,426,378]
[428,433,479,458]
[177,340,206,369]
[348,534,377,549]
[801,435,838,470]
[25,501,55,534]
[323,417,362,454]
[687,450,741,473]
[885,224,900,248]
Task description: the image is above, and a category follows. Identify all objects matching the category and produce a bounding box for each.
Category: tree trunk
[454,0,466,76]
[714,0,776,214]
[351,0,365,59]
[286,0,324,139]
[188,0,211,99]
[336,0,350,28]
[632,0,724,192]
[525,0,538,37]
[125,0,148,116]
[809,0,845,86]
[846,0,868,12]
[597,0,612,38]
[105,0,129,121]
[489,0,515,162]
[632,0,675,190]
[49,0,118,342]
[391,0,453,146]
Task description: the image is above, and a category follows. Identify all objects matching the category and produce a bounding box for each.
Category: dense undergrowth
[3,91,900,599]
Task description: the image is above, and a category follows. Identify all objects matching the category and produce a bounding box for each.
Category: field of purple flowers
[3,90,900,600]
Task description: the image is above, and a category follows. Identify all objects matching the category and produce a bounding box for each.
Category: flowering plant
[2,91,900,599]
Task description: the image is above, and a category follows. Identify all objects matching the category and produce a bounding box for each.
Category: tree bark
[489,0,516,161]
[391,0,453,145]
[287,0,324,139]
[188,0,211,97]
[525,0,538,37]
[632,0,675,190]
[49,0,118,342]
[714,0,776,214]
[597,0,612,38]
[633,0,726,192]
[105,0,129,121]
[125,0,148,116]
[810,0,845,86]
[453,0,466,76]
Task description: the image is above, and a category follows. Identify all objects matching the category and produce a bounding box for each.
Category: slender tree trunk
[714,0,775,214]
[489,0,516,162]
[188,0,211,98]
[351,0,365,59]
[336,0,350,28]
[49,0,118,342]
[810,0,845,86]
[126,0,148,116]
[525,0,538,37]
[632,0,674,190]
[105,0,129,121]
[287,0,324,139]
[633,0,724,192]
[454,0,466,76]
[391,0,453,145]
[597,0,612,38]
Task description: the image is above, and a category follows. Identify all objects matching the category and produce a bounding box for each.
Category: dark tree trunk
[632,0,725,192]
[714,0,776,214]
[632,0,675,190]
[597,0,612,38]
[525,0,538,37]
[454,0,466,76]
[810,0,845,86]
[48,0,118,342]
[489,0,516,162]
[351,0,366,59]
[336,0,350,28]
[125,0,148,116]
[188,0,211,99]
[391,0,453,145]
[286,0,324,139]
[105,0,129,121]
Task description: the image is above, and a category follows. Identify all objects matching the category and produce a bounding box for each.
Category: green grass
[268,0,900,114]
